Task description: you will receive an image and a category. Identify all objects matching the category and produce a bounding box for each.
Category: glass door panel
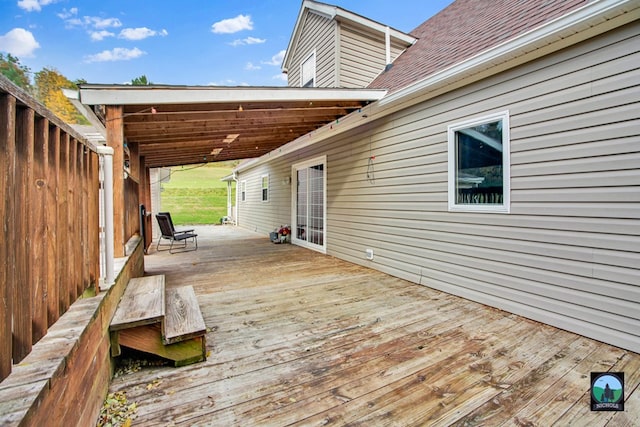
[293,158,325,252]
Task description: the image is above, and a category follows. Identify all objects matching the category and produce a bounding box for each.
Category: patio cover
[78,85,386,168]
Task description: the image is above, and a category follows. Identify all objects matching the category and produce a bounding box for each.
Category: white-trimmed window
[448,111,510,212]
[261,174,269,202]
[240,180,247,202]
[301,51,316,88]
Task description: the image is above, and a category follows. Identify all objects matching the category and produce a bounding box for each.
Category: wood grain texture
[0,93,16,381]
[110,275,165,331]
[106,226,640,426]
[163,285,206,344]
[117,324,205,367]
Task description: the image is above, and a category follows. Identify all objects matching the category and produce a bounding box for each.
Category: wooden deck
[108,226,640,426]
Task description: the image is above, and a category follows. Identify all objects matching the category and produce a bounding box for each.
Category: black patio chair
[158,211,194,235]
[155,213,198,253]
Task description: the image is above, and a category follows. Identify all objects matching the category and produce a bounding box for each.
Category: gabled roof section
[282,0,416,73]
[369,0,591,92]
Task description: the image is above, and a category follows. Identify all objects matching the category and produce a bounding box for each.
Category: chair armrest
[174,229,195,234]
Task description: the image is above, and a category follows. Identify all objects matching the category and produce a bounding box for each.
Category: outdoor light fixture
[223,134,240,144]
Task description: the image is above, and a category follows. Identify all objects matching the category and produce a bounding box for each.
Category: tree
[0,53,31,90]
[34,67,89,124]
[131,74,152,85]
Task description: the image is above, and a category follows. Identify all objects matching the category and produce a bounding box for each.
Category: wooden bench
[110,275,207,367]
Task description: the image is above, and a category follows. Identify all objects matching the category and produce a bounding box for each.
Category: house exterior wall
[238,22,640,352]
[338,25,407,88]
[287,11,337,88]
[236,160,293,233]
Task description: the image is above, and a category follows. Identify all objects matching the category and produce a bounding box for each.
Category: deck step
[164,286,206,344]
[109,276,207,366]
[110,275,165,331]
[116,324,206,367]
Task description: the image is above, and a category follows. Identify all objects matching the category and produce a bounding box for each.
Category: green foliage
[160,163,235,224]
[0,53,31,90]
[131,75,152,85]
[34,67,89,124]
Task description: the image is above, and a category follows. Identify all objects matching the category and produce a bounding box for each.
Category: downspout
[232,171,239,226]
[385,26,391,70]
[96,145,115,289]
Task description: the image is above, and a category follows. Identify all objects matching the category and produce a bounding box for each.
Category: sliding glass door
[292,156,326,253]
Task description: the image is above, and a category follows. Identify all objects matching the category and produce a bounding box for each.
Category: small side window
[261,175,269,202]
[448,111,510,212]
[240,180,247,202]
[301,51,316,88]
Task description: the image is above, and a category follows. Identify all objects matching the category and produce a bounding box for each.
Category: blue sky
[0,0,453,86]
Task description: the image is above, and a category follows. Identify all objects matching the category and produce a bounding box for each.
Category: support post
[106,105,125,257]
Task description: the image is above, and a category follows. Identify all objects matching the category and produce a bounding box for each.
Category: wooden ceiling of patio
[120,99,366,168]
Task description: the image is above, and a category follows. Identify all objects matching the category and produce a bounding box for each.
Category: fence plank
[32,117,49,343]
[13,107,35,363]
[46,127,60,325]
[58,132,69,313]
[81,149,89,293]
[72,140,83,297]
[0,94,16,380]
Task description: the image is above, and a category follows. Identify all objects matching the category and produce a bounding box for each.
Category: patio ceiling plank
[105,226,640,426]
[79,85,384,168]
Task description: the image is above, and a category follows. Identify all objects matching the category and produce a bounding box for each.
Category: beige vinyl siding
[339,25,407,88]
[239,21,640,352]
[287,12,336,88]
[236,161,292,233]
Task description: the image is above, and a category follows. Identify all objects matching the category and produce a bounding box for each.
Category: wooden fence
[0,77,101,381]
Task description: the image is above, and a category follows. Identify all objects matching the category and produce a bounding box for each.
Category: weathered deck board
[163,286,206,344]
[109,275,165,331]
[106,226,640,426]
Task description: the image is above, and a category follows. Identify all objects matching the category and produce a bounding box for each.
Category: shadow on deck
[108,225,640,426]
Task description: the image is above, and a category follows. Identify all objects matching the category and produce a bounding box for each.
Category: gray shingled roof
[368,0,589,92]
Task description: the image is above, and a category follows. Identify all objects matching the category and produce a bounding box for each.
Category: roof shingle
[368,0,589,92]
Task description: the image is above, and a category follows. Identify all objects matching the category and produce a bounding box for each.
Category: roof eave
[78,86,387,106]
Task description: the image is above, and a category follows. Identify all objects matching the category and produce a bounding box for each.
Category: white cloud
[245,62,261,71]
[272,73,288,83]
[262,49,286,67]
[0,28,40,57]
[84,47,145,63]
[17,0,56,12]
[57,7,77,19]
[211,14,253,34]
[208,79,249,86]
[90,17,122,29]
[119,27,168,41]
[90,30,114,41]
[229,36,266,47]
[63,15,122,30]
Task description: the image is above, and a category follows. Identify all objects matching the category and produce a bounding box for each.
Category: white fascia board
[333,11,416,45]
[62,88,107,139]
[78,87,387,106]
[380,0,639,108]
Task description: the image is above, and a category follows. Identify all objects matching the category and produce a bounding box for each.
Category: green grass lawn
[160,162,236,225]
